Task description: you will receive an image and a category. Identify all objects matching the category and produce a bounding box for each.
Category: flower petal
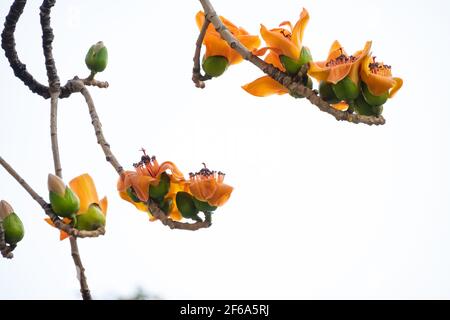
[291,8,309,50]
[208,184,233,207]
[327,40,346,61]
[331,102,349,111]
[99,197,108,216]
[260,24,300,60]
[69,174,99,213]
[158,161,185,181]
[242,76,289,97]
[389,77,403,98]
[347,41,372,84]
[189,179,218,202]
[119,191,149,213]
[204,33,231,60]
[361,54,397,96]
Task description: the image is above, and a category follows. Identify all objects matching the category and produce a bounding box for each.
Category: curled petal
[99,197,108,216]
[208,184,233,207]
[158,161,185,181]
[260,24,300,60]
[242,76,289,97]
[327,40,346,61]
[389,77,403,98]
[291,8,309,50]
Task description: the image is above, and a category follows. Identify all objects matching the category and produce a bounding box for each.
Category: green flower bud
[126,187,142,203]
[280,47,312,76]
[332,76,360,101]
[361,82,388,107]
[175,192,199,220]
[0,200,24,245]
[280,55,302,75]
[202,55,229,77]
[75,204,105,231]
[85,41,108,73]
[160,198,173,215]
[298,46,313,66]
[319,81,340,104]
[149,172,170,202]
[354,95,380,116]
[192,197,217,213]
[48,174,80,218]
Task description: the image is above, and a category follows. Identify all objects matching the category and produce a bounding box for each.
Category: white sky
[1,0,450,299]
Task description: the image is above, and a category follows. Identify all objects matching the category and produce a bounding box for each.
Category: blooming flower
[309,40,372,110]
[360,55,403,98]
[117,150,186,221]
[46,174,107,240]
[196,11,260,76]
[242,8,312,97]
[188,164,233,207]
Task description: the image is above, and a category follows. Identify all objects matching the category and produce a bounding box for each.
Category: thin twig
[40,0,93,300]
[64,78,123,175]
[0,156,105,239]
[50,92,62,177]
[197,0,385,126]
[148,200,212,231]
[192,16,212,88]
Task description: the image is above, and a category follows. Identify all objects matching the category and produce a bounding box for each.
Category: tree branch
[192,16,212,88]
[62,78,124,175]
[197,0,385,126]
[148,200,212,231]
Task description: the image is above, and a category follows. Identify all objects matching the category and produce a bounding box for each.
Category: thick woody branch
[0,156,105,239]
[1,0,51,98]
[0,223,16,259]
[40,0,60,92]
[192,17,212,88]
[197,0,385,126]
[148,200,212,231]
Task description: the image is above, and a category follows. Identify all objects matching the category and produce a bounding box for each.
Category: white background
[1,0,449,299]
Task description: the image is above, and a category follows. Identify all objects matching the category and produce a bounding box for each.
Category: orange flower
[45,174,107,240]
[188,164,233,207]
[360,55,403,97]
[195,11,260,66]
[309,40,372,85]
[117,150,186,221]
[242,8,312,97]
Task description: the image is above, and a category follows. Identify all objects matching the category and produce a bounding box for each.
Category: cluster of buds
[118,150,233,222]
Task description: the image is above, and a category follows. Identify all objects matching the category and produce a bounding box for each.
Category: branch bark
[148,200,212,231]
[192,16,212,88]
[196,0,385,126]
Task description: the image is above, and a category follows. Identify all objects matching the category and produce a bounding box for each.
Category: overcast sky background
[1,0,450,299]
